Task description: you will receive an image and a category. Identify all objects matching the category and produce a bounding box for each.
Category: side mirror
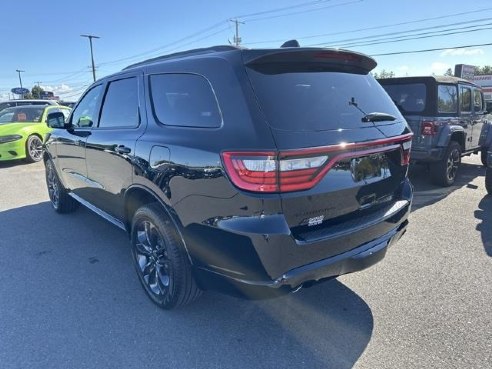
[46,111,67,128]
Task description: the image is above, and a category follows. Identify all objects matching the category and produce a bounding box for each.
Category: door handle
[115,145,131,154]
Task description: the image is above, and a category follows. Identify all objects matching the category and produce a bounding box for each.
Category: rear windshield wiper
[361,112,396,123]
[349,97,396,123]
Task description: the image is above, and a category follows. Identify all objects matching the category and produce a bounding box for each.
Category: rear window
[247,69,402,131]
[381,83,426,113]
[150,73,222,128]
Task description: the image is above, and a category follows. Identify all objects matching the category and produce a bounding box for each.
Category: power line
[308,18,492,47]
[243,6,492,45]
[370,42,492,57]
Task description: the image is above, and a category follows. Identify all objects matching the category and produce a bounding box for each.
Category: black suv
[44,45,413,309]
[379,76,492,186]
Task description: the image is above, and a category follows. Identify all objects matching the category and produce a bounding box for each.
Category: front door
[459,85,474,151]
[471,87,485,149]
[53,84,103,195]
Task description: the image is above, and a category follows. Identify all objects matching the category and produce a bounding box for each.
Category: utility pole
[34,81,42,99]
[15,69,25,88]
[80,34,100,82]
[229,19,245,47]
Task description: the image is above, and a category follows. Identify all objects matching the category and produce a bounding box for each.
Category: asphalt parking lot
[0,156,491,369]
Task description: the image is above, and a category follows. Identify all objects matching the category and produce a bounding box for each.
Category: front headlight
[0,135,23,144]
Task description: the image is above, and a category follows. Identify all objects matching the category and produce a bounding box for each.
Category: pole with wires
[81,34,100,82]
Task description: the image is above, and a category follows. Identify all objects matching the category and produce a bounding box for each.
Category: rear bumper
[195,220,407,298]
[410,147,446,162]
[189,180,412,298]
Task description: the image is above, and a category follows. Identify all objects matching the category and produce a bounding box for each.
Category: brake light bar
[222,133,413,193]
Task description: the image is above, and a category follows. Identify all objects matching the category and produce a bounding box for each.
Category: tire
[45,159,79,213]
[482,149,489,167]
[486,168,492,195]
[131,203,202,309]
[431,141,461,187]
[25,135,43,163]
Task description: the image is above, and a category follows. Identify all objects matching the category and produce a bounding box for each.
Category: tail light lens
[222,134,413,193]
[421,120,439,135]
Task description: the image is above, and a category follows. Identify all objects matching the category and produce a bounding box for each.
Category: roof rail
[123,45,240,70]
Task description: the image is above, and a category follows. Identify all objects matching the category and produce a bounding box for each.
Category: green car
[0,105,71,162]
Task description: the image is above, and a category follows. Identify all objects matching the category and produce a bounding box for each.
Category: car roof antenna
[281,39,300,48]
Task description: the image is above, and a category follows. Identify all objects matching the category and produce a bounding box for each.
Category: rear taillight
[222,152,328,192]
[222,134,413,193]
[421,120,439,135]
[401,139,412,165]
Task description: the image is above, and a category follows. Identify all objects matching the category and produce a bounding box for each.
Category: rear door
[245,50,411,248]
[83,73,145,220]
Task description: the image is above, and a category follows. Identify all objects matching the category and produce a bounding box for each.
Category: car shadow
[0,159,34,168]
[409,160,485,212]
[0,202,374,369]
[474,194,492,257]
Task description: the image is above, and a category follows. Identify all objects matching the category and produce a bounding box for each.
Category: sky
[1,0,492,100]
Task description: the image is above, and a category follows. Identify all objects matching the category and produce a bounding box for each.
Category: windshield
[380,83,427,113]
[247,68,403,132]
[0,106,45,123]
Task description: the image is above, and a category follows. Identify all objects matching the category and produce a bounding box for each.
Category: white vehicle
[0,99,58,112]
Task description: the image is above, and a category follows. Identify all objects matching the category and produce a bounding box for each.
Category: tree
[475,65,492,75]
[444,68,454,76]
[373,69,395,79]
[31,85,45,99]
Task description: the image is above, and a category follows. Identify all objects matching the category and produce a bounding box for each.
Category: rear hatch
[240,49,412,252]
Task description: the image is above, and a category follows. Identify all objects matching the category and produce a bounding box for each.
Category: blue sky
[2,0,492,100]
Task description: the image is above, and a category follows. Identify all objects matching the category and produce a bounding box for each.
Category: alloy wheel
[134,220,173,300]
[28,137,43,161]
[46,162,60,208]
[446,148,460,182]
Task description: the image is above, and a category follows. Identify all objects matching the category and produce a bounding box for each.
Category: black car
[44,45,413,309]
[378,76,492,186]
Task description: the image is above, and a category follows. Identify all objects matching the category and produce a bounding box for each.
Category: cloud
[41,84,73,95]
[431,62,451,75]
[440,48,484,57]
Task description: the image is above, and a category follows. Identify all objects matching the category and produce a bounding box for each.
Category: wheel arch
[437,125,465,151]
[124,185,193,264]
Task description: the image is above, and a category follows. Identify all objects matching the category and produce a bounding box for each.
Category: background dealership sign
[454,64,476,80]
[11,87,30,95]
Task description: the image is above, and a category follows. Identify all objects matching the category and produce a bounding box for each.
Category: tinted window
[380,83,426,113]
[438,84,458,113]
[0,106,44,123]
[248,69,403,131]
[71,85,103,128]
[473,89,483,112]
[99,77,139,128]
[460,87,472,113]
[150,74,221,128]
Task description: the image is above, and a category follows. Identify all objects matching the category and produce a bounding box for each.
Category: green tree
[475,65,492,75]
[31,85,45,99]
[444,68,454,76]
[373,69,395,79]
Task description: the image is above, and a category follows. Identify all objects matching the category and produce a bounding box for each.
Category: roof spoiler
[243,48,377,73]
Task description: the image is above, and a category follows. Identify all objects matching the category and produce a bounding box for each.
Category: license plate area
[350,153,390,183]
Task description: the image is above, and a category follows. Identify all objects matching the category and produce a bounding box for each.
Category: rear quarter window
[438,84,458,113]
[149,73,222,128]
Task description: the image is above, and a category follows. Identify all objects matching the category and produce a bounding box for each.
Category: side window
[460,86,472,113]
[150,73,222,128]
[99,77,139,128]
[473,89,483,112]
[71,85,103,128]
[437,84,458,113]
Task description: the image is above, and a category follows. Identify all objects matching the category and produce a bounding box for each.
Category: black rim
[446,148,460,182]
[133,220,173,301]
[28,137,43,161]
[46,162,60,208]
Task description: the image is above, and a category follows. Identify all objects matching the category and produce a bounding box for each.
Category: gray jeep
[379,76,492,186]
